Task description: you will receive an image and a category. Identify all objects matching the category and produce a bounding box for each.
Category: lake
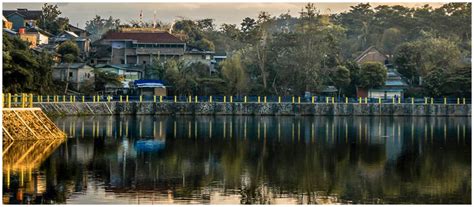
[2,115,471,204]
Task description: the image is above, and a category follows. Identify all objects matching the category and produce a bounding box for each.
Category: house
[355,46,408,98]
[98,31,186,65]
[354,46,388,65]
[94,64,142,88]
[53,31,91,58]
[367,67,408,99]
[53,63,95,90]
[68,24,90,38]
[3,8,42,31]
[18,26,51,47]
[182,45,215,74]
[132,79,167,96]
[3,28,17,37]
[3,15,13,29]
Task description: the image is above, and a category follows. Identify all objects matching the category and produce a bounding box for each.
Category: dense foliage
[3,3,471,97]
[3,35,59,94]
[149,3,470,97]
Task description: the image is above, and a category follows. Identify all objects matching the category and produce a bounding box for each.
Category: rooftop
[102,31,184,44]
[3,8,42,20]
[54,63,91,69]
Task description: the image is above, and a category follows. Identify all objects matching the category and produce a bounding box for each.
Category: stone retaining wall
[34,102,471,116]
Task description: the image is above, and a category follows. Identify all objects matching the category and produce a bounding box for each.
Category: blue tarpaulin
[133,80,165,88]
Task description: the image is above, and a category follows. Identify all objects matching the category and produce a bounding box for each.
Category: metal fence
[2,93,471,108]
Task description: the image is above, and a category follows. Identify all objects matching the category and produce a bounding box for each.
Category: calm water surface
[2,116,471,204]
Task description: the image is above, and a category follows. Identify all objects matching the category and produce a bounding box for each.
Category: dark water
[2,116,471,204]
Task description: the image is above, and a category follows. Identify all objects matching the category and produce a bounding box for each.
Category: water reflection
[3,116,471,204]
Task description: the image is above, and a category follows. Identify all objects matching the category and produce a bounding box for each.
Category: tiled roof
[3,9,42,20]
[102,31,184,44]
[26,26,52,36]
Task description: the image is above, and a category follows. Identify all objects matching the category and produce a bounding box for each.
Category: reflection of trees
[7,116,470,204]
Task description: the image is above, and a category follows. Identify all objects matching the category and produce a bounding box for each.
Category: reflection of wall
[4,116,470,204]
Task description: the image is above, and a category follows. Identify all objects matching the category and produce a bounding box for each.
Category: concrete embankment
[34,102,471,117]
[2,108,67,141]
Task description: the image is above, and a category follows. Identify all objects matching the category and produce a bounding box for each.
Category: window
[121,59,125,64]
[69,72,73,78]
[143,60,147,64]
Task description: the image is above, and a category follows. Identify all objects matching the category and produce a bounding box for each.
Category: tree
[93,69,122,92]
[423,68,444,97]
[220,24,240,40]
[37,3,69,35]
[220,54,248,95]
[393,37,462,85]
[330,66,351,96]
[359,62,387,89]
[57,41,80,93]
[3,34,57,94]
[85,15,121,41]
[380,27,401,57]
[195,39,215,51]
[197,18,215,31]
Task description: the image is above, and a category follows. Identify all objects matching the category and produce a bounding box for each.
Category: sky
[3,2,444,29]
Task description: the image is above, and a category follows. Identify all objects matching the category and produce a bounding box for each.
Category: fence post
[292,96,295,104]
[154,95,156,103]
[174,96,177,103]
[230,96,233,103]
[108,96,111,102]
[365,97,368,104]
[119,95,122,102]
[258,96,260,103]
[398,97,401,104]
[126,95,129,102]
[264,96,266,103]
[424,97,427,104]
[312,96,314,104]
[97,95,100,102]
[444,97,447,105]
[244,96,247,103]
[463,98,466,105]
[29,93,33,108]
[62,95,65,103]
[345,97,348,104]
[279,96,282,103]
[70,95,73,103]
[326,97,329,104]
[430,97,434,105]
[195,96,198,103]
[210,96,213,103]
[457,98,460,105]
[82,96,85,103]
[160,96,163,103]
[411,97,414,105]
[93,96,96,102]
[392,97,395,104]
[298,96,301,104]
[378,97,381,104]
[224,96,227,103]
[332,97,335,104]
[46,95,49,103]
[21,93,26,108]
[7,93,11,108]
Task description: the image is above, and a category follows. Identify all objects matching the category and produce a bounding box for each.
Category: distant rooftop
[3,8,42,20]
[102,31,184,44]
